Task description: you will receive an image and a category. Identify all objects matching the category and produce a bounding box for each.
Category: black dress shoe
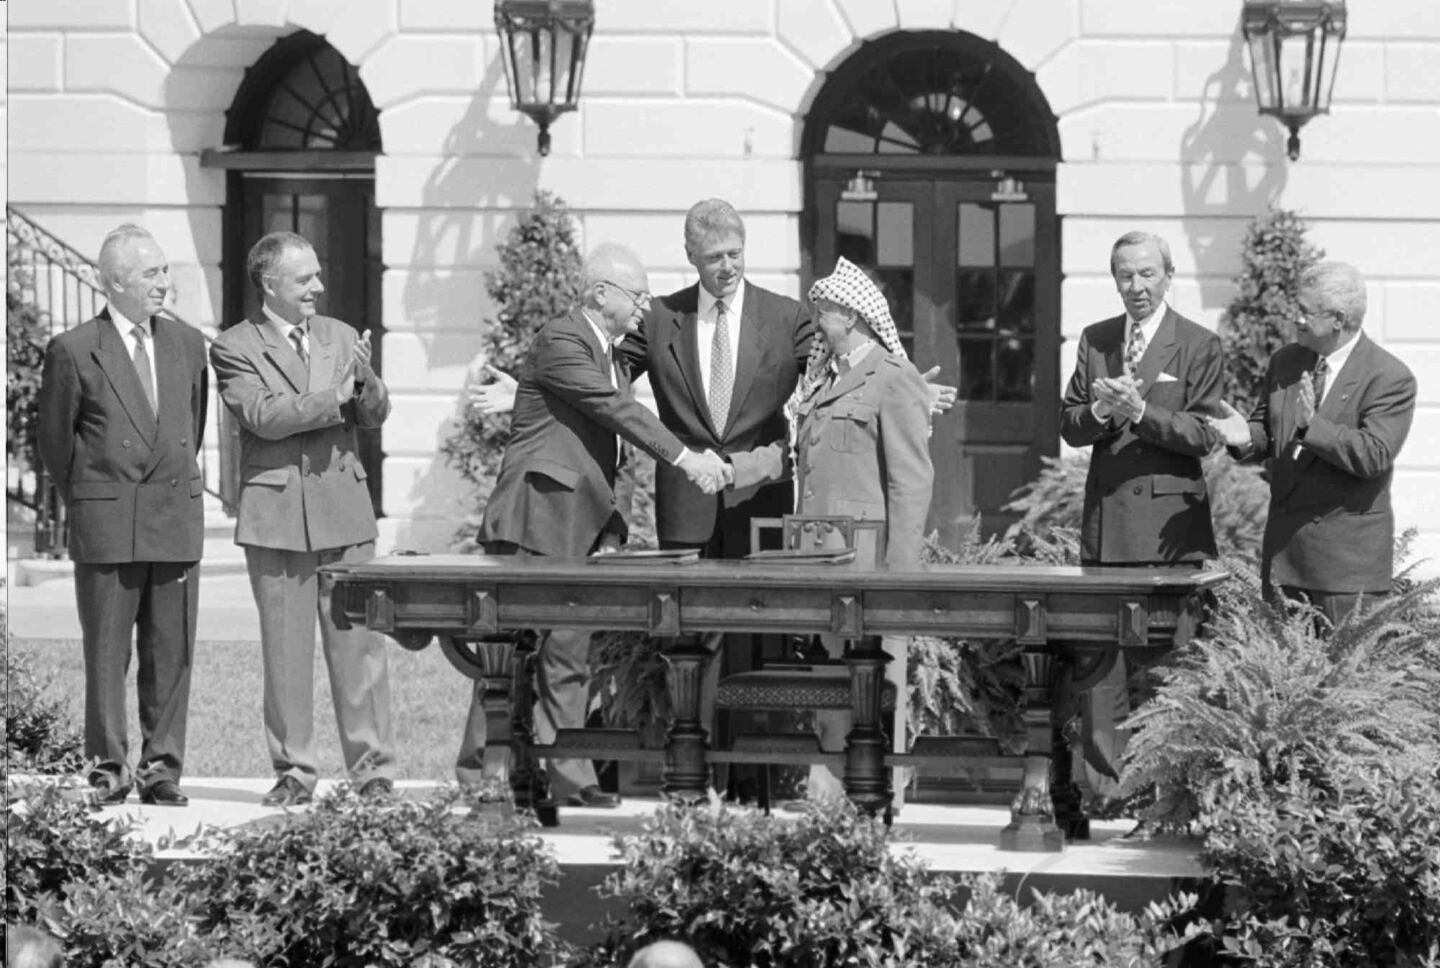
[358,777,394,800]
[140,780,189,807]
[261,776,313,807]
[91,784,132,806]
[562,785,620,808]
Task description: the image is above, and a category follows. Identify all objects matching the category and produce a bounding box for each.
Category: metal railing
[6,205,231,558]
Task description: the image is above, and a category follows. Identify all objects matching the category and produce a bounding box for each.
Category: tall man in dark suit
[1059,230,1223,801]
[458,243,726,807]
[37,224,208,807]
[1209,261,1416,624]
[210,230,397,807]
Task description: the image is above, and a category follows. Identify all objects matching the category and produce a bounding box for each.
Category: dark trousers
[74,559,199,790]
[244,543,395,789]
[456,540,599,798]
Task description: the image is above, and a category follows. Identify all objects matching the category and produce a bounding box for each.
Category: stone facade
[5,0,1438,570]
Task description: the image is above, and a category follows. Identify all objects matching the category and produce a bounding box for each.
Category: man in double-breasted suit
[458,243,725,807]
[1059,230,1223,802]
[209,230,396,807]
[1210,261,1416,625]
[37,224,208,807]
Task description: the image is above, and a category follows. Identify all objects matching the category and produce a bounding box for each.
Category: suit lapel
[141,317,186,477]
[723,288,764,439]
[666,287,711,433]
[308,317,337,394]
[255,311,309,393]
[1102,315,1126,380]
[1315,333,1366,423]
[816,343,881,406]
[1136,308,1180,399]
[92,311,159,441]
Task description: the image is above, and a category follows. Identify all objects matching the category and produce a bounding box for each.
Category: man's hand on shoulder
[920,365,958,415]
[467,364,518,415]
[1207,400,1252,450]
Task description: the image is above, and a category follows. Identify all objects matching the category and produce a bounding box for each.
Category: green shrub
[4,637,85,775]
[440,191,583,525]
[1218,208,1324,418]
[6,292,48,471]
[182,787,566,968]
[575,796,1200,967]
[34,869,218,968]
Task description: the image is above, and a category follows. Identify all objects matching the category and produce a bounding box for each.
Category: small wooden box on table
[324,553,1223,850]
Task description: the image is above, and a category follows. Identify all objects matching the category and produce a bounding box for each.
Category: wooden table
[324,554,1224,849]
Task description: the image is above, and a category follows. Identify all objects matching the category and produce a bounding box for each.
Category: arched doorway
[209,30,385,515]
[803,31,1062,547]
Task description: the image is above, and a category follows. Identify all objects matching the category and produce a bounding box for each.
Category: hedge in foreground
[575,795,1199,968]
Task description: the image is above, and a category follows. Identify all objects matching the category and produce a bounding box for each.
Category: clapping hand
[1094,375,1145,422]
[354,330,373,375]
[467,364,518,415]
[678,448,728,495]
[336,352,359,404]
[1206,400,1252,449]
[920,365,958,415]
[1296,375,1316,428]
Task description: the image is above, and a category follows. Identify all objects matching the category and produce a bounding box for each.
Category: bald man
[627,941,705,968]
[457,243,726,807]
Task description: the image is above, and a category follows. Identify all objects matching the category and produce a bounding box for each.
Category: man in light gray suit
[209,230,396,806]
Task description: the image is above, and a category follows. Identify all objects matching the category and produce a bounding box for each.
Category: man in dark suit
[1209,261,1416,624]
[210,230,396,807]
[37,224,208,807]
[458,243,725,807]
[1059,230,1223,801]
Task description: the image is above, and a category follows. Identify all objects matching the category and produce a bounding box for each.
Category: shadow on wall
[1178,28,1290,313]
[393,57,543,553]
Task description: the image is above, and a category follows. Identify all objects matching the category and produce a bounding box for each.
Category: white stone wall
[6,0,1438,570]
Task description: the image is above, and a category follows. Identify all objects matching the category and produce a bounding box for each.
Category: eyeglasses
[600,279,651,308]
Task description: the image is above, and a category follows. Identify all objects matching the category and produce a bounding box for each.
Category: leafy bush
[440,191,583,515]
[182,787,566,968]
[574,795,1199,967]
[1217,207,1323,417]
[35,869,219,968]
[4,636,85,775]
[7,292,49,470]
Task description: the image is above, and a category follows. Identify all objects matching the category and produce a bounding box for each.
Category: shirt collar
[262,302,306,340]
[579,309,620,353]
[1126,300,1168,342]
[698,277,745,322]
[828,337,877,375]
[1322,328,1362,372]
[107,301,151,335]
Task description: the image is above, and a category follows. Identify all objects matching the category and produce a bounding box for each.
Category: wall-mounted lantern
[494,0,595,156]
[1242,0,1347,160]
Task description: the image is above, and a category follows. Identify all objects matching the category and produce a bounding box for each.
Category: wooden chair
[715,514,905,814]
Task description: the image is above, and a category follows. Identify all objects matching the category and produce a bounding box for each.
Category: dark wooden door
[812,174,1059,547]
[236,174,384,515]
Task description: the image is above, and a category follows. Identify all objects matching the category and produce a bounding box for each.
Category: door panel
[811,174,1059,548]
[239,176,385,516]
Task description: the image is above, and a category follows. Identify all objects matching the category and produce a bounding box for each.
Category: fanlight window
[248,37,380,150]
[811,35,1058,157]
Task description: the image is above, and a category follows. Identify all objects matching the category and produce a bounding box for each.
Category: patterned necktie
[1124,317,1146,378]
[289,326,309,367]
[1312,355,1329,405]
[132,325,157,414]
[709,299,733,432]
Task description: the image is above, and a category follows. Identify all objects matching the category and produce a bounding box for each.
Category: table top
[325,553,1228,596]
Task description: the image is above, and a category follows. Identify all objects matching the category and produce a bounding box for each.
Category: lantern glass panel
[1247,32,1279,109]
[1277,29,1314,112]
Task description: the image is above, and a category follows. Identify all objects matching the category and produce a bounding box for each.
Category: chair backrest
[749,514,887,568]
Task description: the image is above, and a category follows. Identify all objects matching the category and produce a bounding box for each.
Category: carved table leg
[999,650,1065,852]
[509,632,556,826]
[661,636,712,802]
[843,636,892,820]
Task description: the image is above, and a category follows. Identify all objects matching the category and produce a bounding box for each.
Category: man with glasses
[457,243,726,808]
[1209,261,1416,625]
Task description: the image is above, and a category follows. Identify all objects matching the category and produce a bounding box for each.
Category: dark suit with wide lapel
[36,310,208,793]
[463,310,686,796]
[619,280,813,549]
[210,310,395,792]
[1243,334,1416,596]
[1060,306,1224,564]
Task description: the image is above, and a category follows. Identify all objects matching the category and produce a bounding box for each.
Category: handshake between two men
[675,447,730,495]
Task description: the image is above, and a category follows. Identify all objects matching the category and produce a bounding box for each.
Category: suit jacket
[618,281,813,545]
[37,311,208,564]
[793,345,934,569]
[1060,307,1223,564]
[1241,334,1416,594]
[209,312,387,552]
[480,310,687,557]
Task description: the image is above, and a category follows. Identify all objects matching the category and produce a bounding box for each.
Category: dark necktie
[1312,355,1329,405]
[131,324,156,414]
[289,326,309,367]
[709,299,733,432]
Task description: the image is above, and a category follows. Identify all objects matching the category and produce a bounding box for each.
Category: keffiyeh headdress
[786,257,908,421]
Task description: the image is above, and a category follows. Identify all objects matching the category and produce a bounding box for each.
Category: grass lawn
[13,635,478,782]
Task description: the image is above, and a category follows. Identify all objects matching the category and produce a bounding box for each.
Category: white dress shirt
[262,302,308,358]
[107,301,156,402]
[1316,328,1360,408]
[697,278,745,401]
[579,309,619,387]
